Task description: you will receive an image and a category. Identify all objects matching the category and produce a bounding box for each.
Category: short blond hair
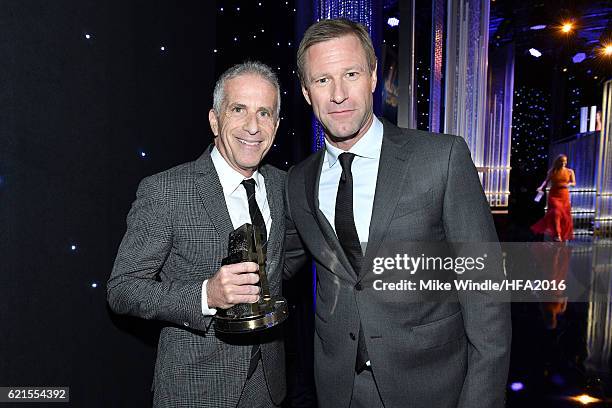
[297,18,376,85]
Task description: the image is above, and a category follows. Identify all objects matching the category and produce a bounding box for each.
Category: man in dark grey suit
[108,61,287,407]
[284,19,511,408]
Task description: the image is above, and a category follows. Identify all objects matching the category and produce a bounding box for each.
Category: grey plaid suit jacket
[108,145,286,407]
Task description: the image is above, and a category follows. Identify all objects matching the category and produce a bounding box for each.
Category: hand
[206,262,260,309]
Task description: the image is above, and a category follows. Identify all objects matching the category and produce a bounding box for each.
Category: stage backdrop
[0,1,216,406]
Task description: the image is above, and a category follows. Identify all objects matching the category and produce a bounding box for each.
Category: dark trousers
[349,368,385,408]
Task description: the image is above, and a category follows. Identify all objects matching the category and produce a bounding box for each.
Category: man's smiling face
[209,73,279,177]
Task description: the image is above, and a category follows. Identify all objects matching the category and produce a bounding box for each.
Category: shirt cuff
[201,280,217,316]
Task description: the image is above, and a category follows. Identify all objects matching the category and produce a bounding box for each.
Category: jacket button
[350,332,356,340]
[183,322,190,327]
[355,282,363,291]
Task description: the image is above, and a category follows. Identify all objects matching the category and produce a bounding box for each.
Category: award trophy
[213,223,289,333]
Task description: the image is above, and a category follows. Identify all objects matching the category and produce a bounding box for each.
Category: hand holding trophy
[212,223,288,333]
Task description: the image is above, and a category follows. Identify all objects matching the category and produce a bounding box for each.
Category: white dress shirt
[318,116,384,245]
[319,116,383,367]
[201,146,272,315]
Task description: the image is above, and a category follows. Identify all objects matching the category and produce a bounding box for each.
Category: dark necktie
[335,153,363,273]
[242,178,265,379]
[242,178,267,247]
[334,153,370,372]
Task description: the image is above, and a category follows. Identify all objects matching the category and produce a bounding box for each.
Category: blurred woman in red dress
[531,154,576,241]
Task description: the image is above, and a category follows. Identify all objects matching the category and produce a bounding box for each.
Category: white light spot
[85,34,91,39]
[387,17,400,27]
[71,245,77,251]
[528,48,542,58]
[91,283,98,288]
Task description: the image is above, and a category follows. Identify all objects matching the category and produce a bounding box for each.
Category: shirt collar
[211,146,264,196]
[324,116,383,168]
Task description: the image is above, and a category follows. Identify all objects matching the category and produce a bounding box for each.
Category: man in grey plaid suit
[108,61,287,407]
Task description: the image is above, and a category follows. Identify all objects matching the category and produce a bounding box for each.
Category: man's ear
[370,61,378,93]
[208,109,219,136]
[301,85,312,106]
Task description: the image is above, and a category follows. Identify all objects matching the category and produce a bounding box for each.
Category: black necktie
[242,178,265,378]
[335,153,363,273]
[334,153,369,372]
[242,178,267,247]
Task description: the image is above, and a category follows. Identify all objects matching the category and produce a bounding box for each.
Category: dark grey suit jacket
[108,146,287,407]
[285,121,511,408]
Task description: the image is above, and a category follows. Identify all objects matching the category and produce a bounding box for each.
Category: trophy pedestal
[213,296,288,333]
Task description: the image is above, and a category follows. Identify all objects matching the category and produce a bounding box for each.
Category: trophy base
[213,296,289,333]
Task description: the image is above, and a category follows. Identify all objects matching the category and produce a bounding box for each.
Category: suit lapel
[260,166,282,276]
[304,150,356,281]
[361,123,415,281]
[193,146,234,254]
[304,151,323,218]
[194,147,283,291]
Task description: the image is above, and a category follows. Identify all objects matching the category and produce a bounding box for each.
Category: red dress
[531,168,574,241]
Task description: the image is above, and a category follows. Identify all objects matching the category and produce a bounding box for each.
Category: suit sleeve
[442,136,511,408]
[107,175,211,332]
[283,166,308,280]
